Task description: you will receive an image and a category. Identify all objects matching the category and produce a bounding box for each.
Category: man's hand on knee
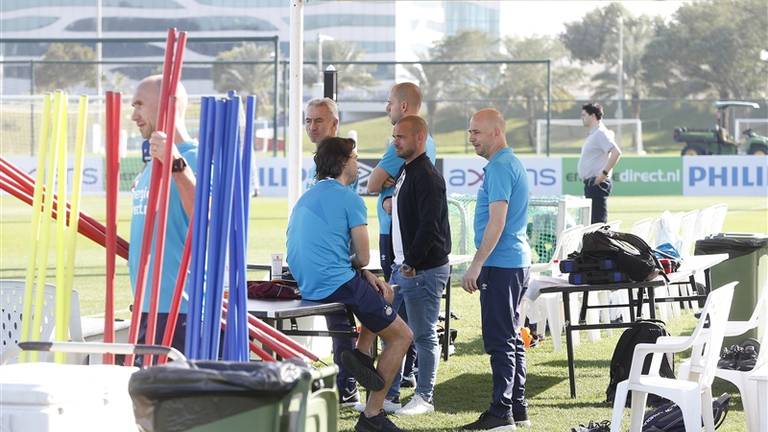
[363,269,393,302]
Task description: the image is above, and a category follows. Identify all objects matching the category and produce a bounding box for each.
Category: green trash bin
[129,360,338,432]
[695,233,768,345]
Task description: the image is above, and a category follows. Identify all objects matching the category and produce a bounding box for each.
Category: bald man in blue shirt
[461,109,532,431]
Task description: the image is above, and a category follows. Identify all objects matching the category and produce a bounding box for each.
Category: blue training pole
[207,95,240,360]
[186,96,214,358]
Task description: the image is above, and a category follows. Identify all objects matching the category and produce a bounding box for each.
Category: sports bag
[247,280,301,300]
[642,393,730,431]
[606,320,675,405]
[581,226,666,282]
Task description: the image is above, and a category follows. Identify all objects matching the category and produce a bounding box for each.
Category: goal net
[447,194,592,265]
[536,119,643,155]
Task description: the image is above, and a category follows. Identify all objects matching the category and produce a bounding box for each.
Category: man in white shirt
[577,102,622,223]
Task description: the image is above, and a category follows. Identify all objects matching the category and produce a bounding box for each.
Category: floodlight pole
[616,15,624,148]
[288,0,305,215]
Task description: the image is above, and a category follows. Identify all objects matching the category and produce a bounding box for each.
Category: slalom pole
[208,95,239,360]
[144,30,188,366]
[0,166,129,258]
[157,223,192,365]
[19,94,51,362]
[103,92,120,364]
[201,98,227,359]
[29,91,64,362]
[62,94,89,352]
[222,297,320,362]
[185,96,214,359]
[184,97,215,358]
[54,94,69,362]
[143,95,178,367]
[126,28,179,366]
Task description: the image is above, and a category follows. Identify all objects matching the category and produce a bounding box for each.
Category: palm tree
[211,43,275,116]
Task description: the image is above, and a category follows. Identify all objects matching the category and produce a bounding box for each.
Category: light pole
[316,34,334,86]
[616,15,624,148]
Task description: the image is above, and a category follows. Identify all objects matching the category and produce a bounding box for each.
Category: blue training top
[376,135,436,235]
[286,179,368,300]
[128,141,198,313]
[474,147,532,268]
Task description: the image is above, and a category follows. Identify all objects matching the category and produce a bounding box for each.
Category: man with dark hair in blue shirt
[287,137,413,432]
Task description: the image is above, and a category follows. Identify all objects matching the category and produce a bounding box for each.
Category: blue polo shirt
[287,179,368,300]
[474,147,531,268]
[376,135,436,234]
[129,141,198,313]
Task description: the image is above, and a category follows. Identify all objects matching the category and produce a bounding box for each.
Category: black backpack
[581,226,666,282]
[642,393,731,431]
[606,320,675,405]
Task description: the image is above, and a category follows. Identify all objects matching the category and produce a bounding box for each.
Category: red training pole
[156,223,193,365]
[0,158,128,257]
[143,31,187,366]
[126,28,179,366]
[103,91,121,364]
[0,172,128,259]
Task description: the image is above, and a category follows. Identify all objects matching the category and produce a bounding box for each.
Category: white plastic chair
[523,225,584,352]
[609,283,736,432]
[0,280,82,364]
[694,206,716,242]
[678,210,700,258]
[679,290,768,432]
[709,203,728,235]
[630,217,655,244]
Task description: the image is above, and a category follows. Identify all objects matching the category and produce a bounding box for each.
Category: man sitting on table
[287,137,413,432]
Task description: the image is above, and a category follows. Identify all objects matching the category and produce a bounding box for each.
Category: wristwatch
[401,263,414,274]
[172,156,188,173]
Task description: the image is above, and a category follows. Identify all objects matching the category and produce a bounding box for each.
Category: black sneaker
[400,373,416,388]
[570,420,610,432]
[340,389,361,408]
[355,409,405,432]
[717,345,741,370]
[512,404,531,428]
[737,345,758,371]
[462,411,516,431]
[342,349,385,391]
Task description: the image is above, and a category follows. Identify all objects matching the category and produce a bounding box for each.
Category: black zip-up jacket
[388,152,451,270]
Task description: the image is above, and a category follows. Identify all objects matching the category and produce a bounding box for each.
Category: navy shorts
[320,271,397,333]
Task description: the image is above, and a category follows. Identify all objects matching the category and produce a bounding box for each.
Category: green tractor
[674,101,768,156]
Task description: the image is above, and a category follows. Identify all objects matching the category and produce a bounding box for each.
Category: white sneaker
[395,394,434,416]
[352,397,402,414]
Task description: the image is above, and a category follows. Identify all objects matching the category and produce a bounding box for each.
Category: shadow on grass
[453,336,486,356]
[538,358,611,368]
[433,371,564,412]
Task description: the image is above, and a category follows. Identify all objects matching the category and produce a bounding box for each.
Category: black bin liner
[129,360,310,432]
[695,233,768,259]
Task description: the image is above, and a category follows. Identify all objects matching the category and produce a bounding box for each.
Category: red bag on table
[247,280,301,300]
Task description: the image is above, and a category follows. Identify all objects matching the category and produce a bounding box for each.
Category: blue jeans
[387,262,450,401]
[325,312,358,398]
[478,266,529,419]
[584,177,612,223]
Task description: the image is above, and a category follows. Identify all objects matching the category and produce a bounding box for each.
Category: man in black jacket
[386,115,451,416]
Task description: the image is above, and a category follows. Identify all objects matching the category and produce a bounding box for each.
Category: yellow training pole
[53,95,69,363]
[61,95,88,353]
[29,90,65,362]
[19,94,53,362]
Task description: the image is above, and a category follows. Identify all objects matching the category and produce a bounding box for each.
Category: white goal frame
[536,119,643,155]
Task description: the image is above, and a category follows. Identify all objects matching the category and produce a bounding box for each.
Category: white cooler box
[0,362,138,432]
